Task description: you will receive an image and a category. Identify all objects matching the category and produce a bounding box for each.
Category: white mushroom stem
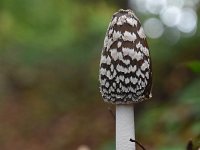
[116,104,135,150]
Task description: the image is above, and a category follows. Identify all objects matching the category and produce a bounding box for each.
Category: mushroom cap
[99,9,152,104]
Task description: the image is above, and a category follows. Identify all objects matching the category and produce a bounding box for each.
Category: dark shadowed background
[0,0,200,149]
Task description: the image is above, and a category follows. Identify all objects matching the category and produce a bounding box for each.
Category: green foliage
[99,140,115,150]
[178,79,200,104]
[186,61,200,73]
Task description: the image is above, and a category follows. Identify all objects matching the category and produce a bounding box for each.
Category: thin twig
[107,107,115,120]
[130,138,146,150]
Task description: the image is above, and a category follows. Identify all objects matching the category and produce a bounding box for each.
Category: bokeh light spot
[160,6,181,27]
[167,0,185,8]
[145,0,167,14]
[144,18,164,39]
[130,0,148,13]
[177,8,197,33]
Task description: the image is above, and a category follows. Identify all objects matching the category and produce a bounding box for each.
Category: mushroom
[99,9,152,150]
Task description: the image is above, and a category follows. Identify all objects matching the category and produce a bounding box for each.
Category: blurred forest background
[0,0,200,149]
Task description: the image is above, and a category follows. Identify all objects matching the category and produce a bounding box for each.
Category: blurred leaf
[137,106,165,136]
[192,135,200,150]
[191,122,200,135]
[178,79,200,104]
[186,61,200,73]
